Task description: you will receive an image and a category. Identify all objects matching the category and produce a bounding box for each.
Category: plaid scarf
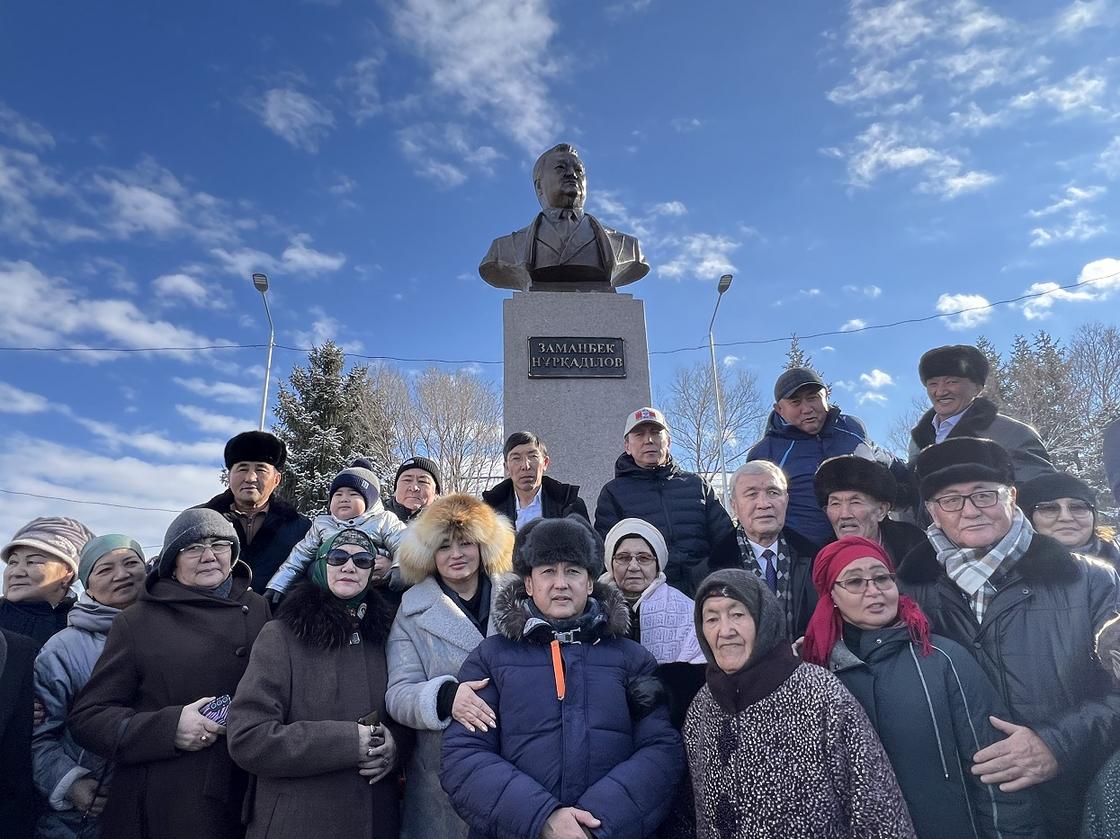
[736,527,794,637]
[927,508,1034,624]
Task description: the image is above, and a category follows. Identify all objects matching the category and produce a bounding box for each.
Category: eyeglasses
[1033,500,1093,519]
[929,489,1004,512]
[612,552,657,568]
[325,549,375,569]
[833,573,897,594]
[180,540,234,560]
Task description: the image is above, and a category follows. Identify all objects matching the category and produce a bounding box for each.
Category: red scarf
[801,535,932,666]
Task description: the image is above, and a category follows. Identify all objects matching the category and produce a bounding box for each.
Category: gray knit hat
[2,517,95,575]
[693,569,789,671]
[157,508,240,578]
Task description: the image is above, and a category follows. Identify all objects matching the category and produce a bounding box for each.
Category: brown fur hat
[396,493,514,584]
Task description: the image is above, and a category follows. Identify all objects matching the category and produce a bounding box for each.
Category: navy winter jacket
[748,406,907,549]
[594,455,734,597]
[440,581,685,839]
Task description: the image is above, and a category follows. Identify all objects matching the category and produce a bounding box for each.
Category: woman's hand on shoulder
[452,678,497,733]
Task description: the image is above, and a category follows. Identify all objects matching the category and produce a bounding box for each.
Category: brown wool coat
[69,563,269,839]
[227,582,409,839]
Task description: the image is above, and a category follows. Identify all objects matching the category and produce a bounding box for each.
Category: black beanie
[1016,472,1095,516]
[914,437,1015,501]
[513,514,604,578]
[224,431,287,470]
[918,345,989,386]
[813,456,898,508]
[394,456,442,494]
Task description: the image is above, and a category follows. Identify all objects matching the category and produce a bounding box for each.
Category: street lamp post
[252,273,275,432]
[708,273,734,509]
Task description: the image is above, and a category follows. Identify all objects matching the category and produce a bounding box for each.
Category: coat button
[1022,588,1030,595]
[875,639,882,645]
[235,646,247,657]
[973,641,982,649]
[242,605,250,614]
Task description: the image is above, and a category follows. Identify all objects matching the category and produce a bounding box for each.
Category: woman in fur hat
[385,494,514,839]
[440,514,684,838]
[69,508,270,839]
[228,528,409,839]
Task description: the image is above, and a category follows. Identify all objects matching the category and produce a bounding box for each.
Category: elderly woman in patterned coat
[684,568,916,838]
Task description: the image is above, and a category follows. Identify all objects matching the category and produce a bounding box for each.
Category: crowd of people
[2,342,1120,839]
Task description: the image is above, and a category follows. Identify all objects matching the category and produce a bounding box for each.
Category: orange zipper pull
[550,639,566,701]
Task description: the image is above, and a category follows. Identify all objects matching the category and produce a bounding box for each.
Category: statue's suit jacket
[480,211,648,291]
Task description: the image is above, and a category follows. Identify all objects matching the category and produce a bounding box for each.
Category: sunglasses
[325,549,376,569]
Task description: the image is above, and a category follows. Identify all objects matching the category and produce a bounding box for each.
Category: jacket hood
[276,580,393,649]
[493,578,630,642]
[612,453,679,480]
[764,405,842,440]
[67,591,121,633]
[397,493,514,585]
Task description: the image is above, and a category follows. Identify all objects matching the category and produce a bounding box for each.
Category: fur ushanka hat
[918,345,989,386]
[396,493,513,584]
[913,437,1015,501]
[813,455,898,508]
[513,514,605,578]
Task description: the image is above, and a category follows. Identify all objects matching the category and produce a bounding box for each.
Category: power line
[0,488,184,514]
[0,269,1114,362]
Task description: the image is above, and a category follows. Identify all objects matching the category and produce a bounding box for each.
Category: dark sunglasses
[325,549,375,569]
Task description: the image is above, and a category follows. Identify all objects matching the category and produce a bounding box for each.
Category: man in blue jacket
[748,368,908,551]
[440,515,684,839]
[595,407,735,597]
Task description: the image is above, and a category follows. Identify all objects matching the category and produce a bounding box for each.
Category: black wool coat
[880,518,926,567]
[0,628,41,839]
[69,563,270,839]
[199,490,311,593]
[482,475,589,523]
[0,597,73,645]
[897,534,1120,836]
[830,627,1043,839]
[594,454,735,597]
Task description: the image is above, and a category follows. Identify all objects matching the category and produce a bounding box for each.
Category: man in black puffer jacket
[899,437,1120,838]
[594,407,735,597]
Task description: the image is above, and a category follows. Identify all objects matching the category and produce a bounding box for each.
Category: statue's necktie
[762,549,778,593]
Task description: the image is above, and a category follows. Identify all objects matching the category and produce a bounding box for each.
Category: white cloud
[828,63,921,105]
[67,414,223,463]
[650,201,687,216]
[0,260,226,360]
[338,55,382,124]
[173,376,261,405]
[211,235,345,278]
[840,319,867,332]
[1027,184,1105,217]
[392,0,560,152]
[842,284,883,298]
[329,175,356,195]
[659,233,740,280]
[176,405,255,437]
[722,355,740,367]
[1020,257,1120,318]
[860,369,894,389]
[1056,0,1107,37]
[936,292,992,329]
[0,381,50,414]
[291,307,364,353]
[1009,68,1107,116]
[0,102,55,150]
[0,145,74,243]
[258,88,335,153]
[397,123,501,187]
[1098,137,1120,178]
[671,117,703,132]
[1029,209,1106,247]
[95,178,183,236]
[859,392,890,405]
[152,273,228,309]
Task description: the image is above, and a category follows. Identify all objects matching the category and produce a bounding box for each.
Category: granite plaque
[528,337,626,378]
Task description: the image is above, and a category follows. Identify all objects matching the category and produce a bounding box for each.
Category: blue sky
[1,0,1118,550]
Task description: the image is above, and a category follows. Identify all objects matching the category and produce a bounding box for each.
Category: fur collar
[898,531,1083,586]
[276,581,393,649]
[910,396,998,448]
[493,579,630,642]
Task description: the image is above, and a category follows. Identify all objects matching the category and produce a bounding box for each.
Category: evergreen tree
[784,334,821,375]
[973,335,1008,408]
[272,341,388,515]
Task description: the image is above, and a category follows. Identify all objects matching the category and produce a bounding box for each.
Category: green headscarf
[310,528,375,610]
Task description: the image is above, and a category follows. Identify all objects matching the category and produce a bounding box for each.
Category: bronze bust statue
[480,144,649,292]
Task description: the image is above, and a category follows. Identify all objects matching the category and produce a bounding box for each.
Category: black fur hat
[813,455,898,508]
[914,437,1014,501]
[513,514,604,578]
[918,345,989,386]
[224,431,287,469]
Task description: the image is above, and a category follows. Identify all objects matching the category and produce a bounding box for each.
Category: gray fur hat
[157,508,240,578]
[513,514,604,578]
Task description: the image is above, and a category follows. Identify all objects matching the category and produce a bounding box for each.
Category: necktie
[762,549,778,593]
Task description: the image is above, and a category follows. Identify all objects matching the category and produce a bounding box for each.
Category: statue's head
[533,144,586,211]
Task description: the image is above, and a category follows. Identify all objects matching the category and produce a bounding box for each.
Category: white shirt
[515,490,543,531]
[932,409,967,444]
[748,539,779,574]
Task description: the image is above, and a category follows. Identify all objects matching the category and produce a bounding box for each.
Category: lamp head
[718,274,733,295]
[251,273,269,293]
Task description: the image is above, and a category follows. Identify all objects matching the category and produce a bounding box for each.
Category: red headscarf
[801,535,932,666]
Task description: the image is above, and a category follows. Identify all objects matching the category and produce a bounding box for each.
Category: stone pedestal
[503,292,651,512]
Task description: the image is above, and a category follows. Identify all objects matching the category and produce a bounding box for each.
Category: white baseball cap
[623,407,670,437]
